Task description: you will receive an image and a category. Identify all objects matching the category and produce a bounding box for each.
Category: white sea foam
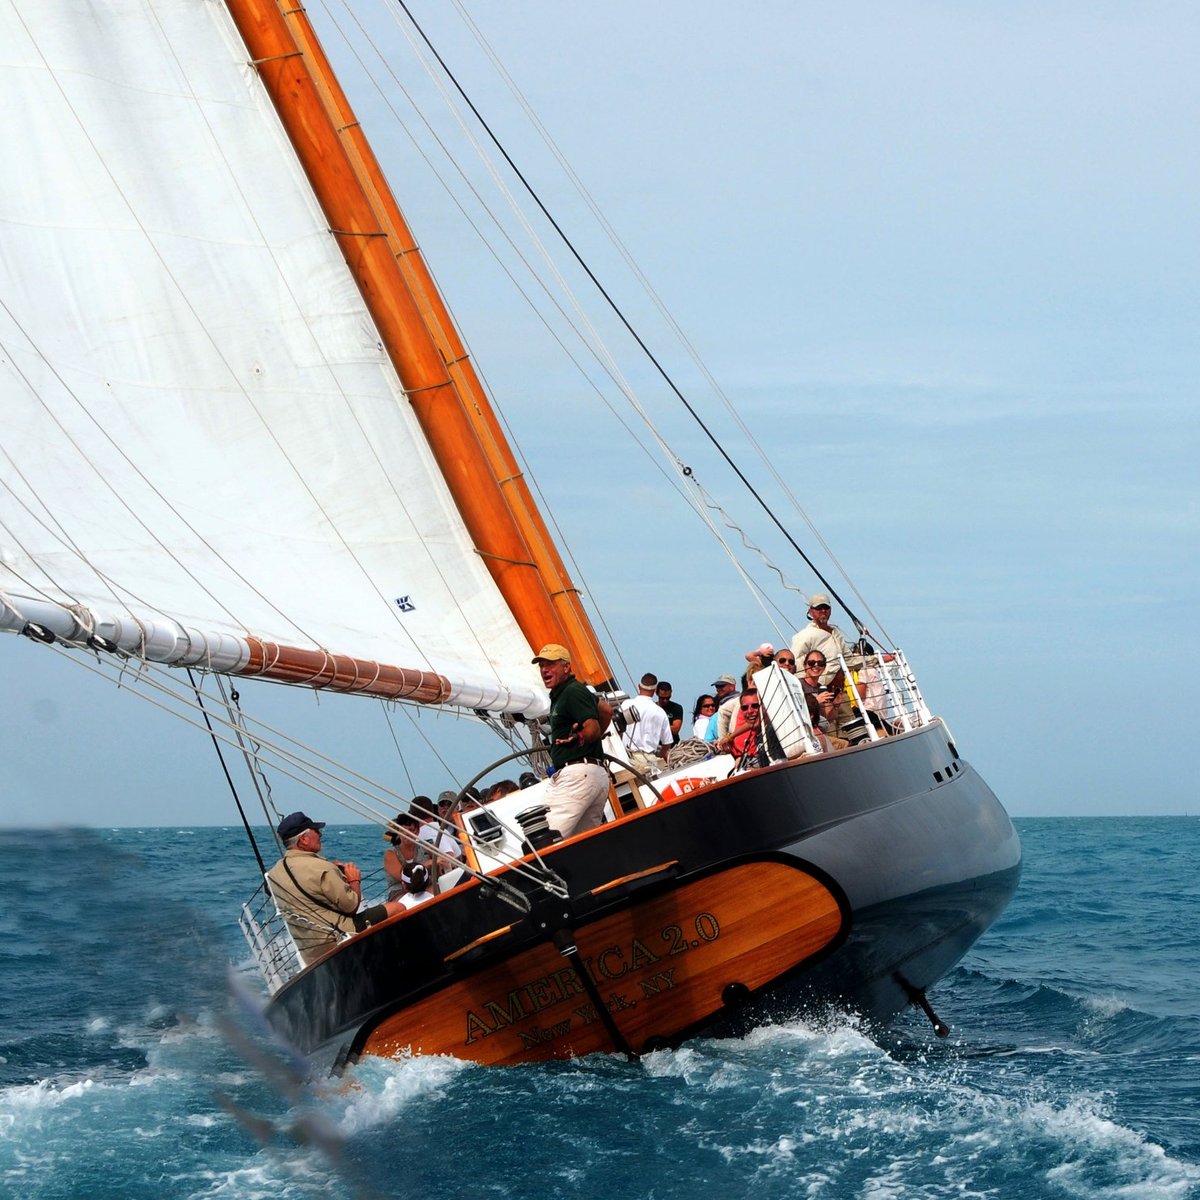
[0,1076,96,1119]
[1028,1098,1200,1199]
[332,1052,474,1133]
[1081,992,1132,1019]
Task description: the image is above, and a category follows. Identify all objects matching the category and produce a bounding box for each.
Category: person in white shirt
[399,863,437,909]
[790,594,851,686]
[621,672,673,777]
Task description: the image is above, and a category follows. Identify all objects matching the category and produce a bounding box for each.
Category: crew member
[790,594,851,685]
[533,644,610,838]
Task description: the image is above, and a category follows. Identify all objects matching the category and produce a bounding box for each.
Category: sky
[2,1,1198,823]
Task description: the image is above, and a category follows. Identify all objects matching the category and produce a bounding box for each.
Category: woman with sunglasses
[800,653,839,725]
[691,694,717,739]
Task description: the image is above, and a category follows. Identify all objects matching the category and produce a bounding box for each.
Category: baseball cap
[277,811,325,841]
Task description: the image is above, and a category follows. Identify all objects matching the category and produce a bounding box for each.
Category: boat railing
[242,863,416,994]
[240,883,305,994]
[840,650,932,736]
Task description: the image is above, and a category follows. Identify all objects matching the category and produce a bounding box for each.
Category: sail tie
[249,50,303,66]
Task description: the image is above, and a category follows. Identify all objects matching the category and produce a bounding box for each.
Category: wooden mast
[221,0,615,689]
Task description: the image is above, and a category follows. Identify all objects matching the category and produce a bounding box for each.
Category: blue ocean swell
[0,818,1196,1199]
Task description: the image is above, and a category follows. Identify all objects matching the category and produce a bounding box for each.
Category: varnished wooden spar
[238,636,451,702]
[353,862,847,1066]
[220,0,614,687]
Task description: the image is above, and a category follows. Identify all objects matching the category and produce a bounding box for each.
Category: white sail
[0,0,547,716]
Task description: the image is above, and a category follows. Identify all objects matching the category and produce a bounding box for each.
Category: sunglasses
[776,656,795,665]
[700,702,716,709]
[740,702,760,712]
[812,605,831,612]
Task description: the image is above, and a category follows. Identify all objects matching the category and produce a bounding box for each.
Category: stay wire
[217,676,280,833]
[187,667,267,876]
[393,0,865,635]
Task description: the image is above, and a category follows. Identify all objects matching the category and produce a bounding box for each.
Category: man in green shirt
[533,643,610,837]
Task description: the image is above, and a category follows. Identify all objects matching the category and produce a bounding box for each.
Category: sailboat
[0,1,1019,1069]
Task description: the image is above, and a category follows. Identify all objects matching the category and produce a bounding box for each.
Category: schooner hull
[265,721,1021,1068]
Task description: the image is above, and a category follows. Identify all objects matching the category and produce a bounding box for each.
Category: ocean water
[1,817,1197,1199]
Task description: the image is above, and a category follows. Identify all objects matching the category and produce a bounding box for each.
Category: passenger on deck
[399,863,436,910]
[804,694,849,752]
[790,594,851,684]
[620,672,673,778]
[800,653,839,724]
[708,674,740,741]
[692,694,717,739]
[534,643,610,838]
[853,678,894,737]
[420,790,465,887]
[382,810,422,901]
[267,811,403,965]
[774,650,797,673]
[410,794,436,843]
[745,643,775,674]
[853,640,897,731]
[655,680,684,743]
[487,779,520,804]
[720,688,763,764]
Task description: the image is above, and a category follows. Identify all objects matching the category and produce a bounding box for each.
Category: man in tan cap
[532,644,610,838]
[790,594,851,686]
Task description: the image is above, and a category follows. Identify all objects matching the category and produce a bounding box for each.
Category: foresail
[0,0,547,716]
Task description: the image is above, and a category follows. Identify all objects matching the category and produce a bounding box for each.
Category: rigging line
[391,0,865,634]
[446,0,887,637]
[216,675,280,831]
[692,481,832,637]
[46,643,411,820]
[379,701,417,795]
[188,668,267,875]
[399,702,461,780]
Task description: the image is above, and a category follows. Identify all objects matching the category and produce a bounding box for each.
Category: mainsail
[0,0,602,716]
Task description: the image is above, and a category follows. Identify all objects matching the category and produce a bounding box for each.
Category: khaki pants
[546,762,610,838]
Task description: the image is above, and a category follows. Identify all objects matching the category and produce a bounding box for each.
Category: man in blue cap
[266,811,403,964]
